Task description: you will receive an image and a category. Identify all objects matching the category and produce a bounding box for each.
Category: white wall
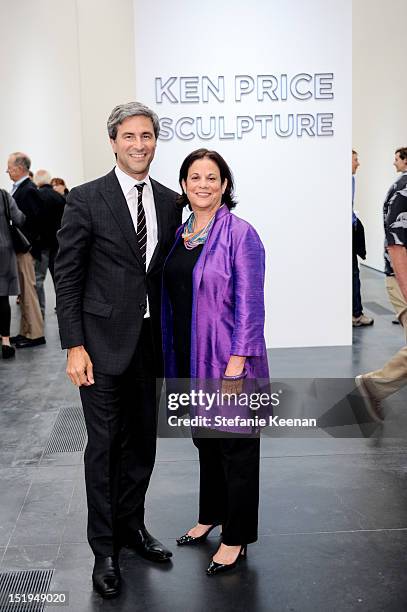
[75,0,136,180]
[0,0,135,190]
[0,0,83,190]
[353,0,407,271]
[134,0,352,349]
[4,1,390,348]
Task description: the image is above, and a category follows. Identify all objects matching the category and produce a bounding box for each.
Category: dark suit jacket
[12,177,42,258]
[55,169,181,375]
[37,184,65,251]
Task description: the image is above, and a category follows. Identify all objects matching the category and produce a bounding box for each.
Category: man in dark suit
[7,152,46,347]
[55,102,181,599]
[33,169,65,317]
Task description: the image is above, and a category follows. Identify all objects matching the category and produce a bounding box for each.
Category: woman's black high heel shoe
[206,544,247,576]
[2,345,15,359]
[176,524,220,546]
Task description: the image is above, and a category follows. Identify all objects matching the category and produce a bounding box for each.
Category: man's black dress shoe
[123,527,172,562]
[15,336,46,349]
[92,556,120,599]
[10,334,25,344]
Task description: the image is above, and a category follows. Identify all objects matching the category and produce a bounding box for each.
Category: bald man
[7,152,45,348]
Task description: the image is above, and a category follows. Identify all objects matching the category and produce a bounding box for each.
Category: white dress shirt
[115,165,158,317]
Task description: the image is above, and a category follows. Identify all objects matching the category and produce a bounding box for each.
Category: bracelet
[222,368,247,381]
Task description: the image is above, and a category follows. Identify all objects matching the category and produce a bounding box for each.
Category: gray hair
[34,169,52,187]
[11,152,31,171]
[107,102,160,140]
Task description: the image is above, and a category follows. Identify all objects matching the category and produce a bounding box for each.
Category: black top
[12,177,42,258]
[164,239,203,377]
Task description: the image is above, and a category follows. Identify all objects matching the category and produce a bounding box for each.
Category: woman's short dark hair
[177,148,237,210]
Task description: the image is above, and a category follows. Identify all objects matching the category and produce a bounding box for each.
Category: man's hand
[67,345,94,387]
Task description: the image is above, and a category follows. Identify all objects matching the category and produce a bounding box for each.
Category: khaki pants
[16,252,44,339]
[364,276,407,399]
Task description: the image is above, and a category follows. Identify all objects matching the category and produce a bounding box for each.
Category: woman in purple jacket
[163,149,269,576]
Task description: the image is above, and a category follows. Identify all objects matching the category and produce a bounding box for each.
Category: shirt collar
[13,175,29,189]
[114,165,151,197]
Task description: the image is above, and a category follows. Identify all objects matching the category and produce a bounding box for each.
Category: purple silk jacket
[162,205,269,381]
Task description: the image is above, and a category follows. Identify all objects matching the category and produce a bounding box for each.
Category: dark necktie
[136,183,147,267]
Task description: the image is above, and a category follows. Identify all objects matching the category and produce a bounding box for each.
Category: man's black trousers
[80,319,158,557]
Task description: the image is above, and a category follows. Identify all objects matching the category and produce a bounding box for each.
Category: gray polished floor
[0,267,406,612]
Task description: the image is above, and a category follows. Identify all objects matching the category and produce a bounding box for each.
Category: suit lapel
[99,169,144,267]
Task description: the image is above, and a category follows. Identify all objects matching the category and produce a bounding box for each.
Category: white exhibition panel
[0,0,84,191]
[134,0,352,348]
